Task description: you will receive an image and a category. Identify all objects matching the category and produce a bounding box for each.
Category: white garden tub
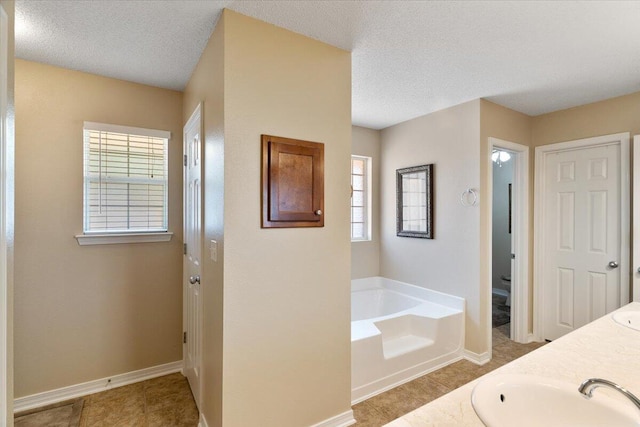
[351,276,465,403]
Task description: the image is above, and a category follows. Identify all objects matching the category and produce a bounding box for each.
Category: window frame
[76,122,173,245]
[351,155,372,242]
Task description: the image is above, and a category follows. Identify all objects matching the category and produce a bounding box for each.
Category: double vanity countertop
[386,302,640,426]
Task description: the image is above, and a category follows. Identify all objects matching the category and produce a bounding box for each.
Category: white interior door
[183,104,202,407]
[541,139,626,341]
[633,135,640,302]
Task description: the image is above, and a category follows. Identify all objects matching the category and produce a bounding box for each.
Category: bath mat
[14,398,84,427]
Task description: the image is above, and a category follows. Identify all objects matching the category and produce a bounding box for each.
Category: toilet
[492,274,511,307]
[500,275,511,306]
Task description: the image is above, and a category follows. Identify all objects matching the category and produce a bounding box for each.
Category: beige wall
[14,60,184,397]
[532,91,640,146]
[380,100,484,353]
[352,125,381,279]
[183,14,225,427]
[223,11,352,426]
[1,0,15,423]
[479,100,533,345]
[185,10,352,427]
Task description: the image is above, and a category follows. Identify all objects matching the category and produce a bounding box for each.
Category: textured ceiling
[15,1,640,129]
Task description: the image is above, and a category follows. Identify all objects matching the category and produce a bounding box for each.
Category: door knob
[608,261,619,269]
[189,275,200,284]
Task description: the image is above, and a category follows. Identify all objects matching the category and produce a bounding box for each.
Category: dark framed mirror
[396,164,433,238]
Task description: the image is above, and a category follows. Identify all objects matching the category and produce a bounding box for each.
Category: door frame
[0,4,10,423]
[633,135,640,302]
[487,138,530,344]
[533,132,630,340]
[183,102,203,408]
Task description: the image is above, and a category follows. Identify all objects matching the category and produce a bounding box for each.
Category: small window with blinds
[351,155,371,241]
[83,122,170,234]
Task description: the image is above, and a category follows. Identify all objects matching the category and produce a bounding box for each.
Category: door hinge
[183,154,187,167]
[183,243,187,255]
[511,253,516,259]
[183,332,187,344]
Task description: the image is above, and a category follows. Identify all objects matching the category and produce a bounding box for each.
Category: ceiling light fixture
[492,150,511,167]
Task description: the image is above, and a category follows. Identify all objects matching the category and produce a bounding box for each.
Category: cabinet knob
[315,210,322,215]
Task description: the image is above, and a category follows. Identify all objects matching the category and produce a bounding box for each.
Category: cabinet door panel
[262,135,324,228]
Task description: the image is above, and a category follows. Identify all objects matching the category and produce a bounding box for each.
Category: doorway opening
[487,138,530,348]
[491,148,514,340]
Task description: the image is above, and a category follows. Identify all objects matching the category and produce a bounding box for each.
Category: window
[82,122,170,235]
[351,155,371,241]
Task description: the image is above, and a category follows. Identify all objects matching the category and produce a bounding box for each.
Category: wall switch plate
[210,240,217,262]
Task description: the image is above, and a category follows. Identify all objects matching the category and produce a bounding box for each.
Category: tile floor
[65,325,541,427]
[15,399,83,427]
[79,372,199,427]
[352,324,547,426]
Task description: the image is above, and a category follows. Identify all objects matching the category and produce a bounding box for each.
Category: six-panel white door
[183,104,202,408]
[542,142,622,341]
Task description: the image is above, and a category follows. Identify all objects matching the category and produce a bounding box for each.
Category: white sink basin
[613,311,640,331]
[471,374,640,427]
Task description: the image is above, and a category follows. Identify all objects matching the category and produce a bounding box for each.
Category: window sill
[75,232,174,246]
[351,238,372,243]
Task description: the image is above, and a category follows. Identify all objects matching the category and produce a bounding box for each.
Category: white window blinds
[83,122,170,233]
[351,155,371,241]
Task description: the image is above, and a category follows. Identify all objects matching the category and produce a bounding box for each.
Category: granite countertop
[386,302,640,426]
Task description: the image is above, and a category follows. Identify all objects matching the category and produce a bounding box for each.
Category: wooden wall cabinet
[261,135,324,228]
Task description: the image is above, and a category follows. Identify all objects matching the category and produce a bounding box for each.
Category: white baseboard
[526,333,539,343]
[197,410,352,427]
[14,360,183,413]
[463,349,491,365]
[310,410,356,427]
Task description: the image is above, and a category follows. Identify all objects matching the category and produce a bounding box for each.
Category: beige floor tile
[88,382,144,404]
[84,392,146,425]
[147,406,177,427]
[145,391,182,413]
[175,394,199,425]
[409,375,455,399]
[353,399,392,427]
[73,330,542,427]
[144,375,192,412]
[351,326,547,426]
[21,373,197,427]
[83,415,145,427]
[361,376,451,424]
[426,359,485,389]
[15,405,74,427]
[143,373,185,390]
[493,341,545,363]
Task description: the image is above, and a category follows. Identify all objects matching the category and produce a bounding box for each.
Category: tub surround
[352,277,464,403]
[386,302,640,426]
